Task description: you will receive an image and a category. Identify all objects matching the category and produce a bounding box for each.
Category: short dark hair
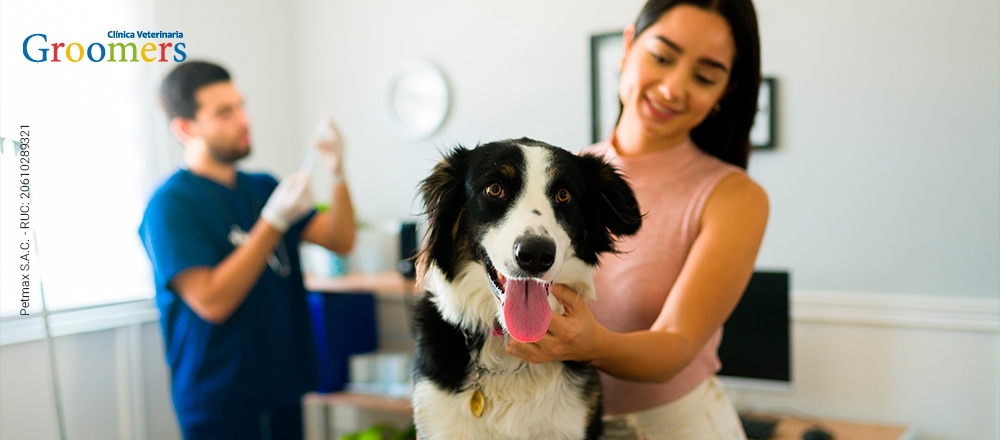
[632,0,761,169]
[159,61,231,120]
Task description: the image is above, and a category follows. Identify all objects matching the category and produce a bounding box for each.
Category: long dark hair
[629,0,761,169]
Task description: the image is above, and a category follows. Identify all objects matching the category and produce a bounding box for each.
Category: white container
[348,353,377,384]
[346,351,413,398]
[351,222,400,274]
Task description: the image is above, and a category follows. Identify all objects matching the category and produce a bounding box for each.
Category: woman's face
[618,5,736,145]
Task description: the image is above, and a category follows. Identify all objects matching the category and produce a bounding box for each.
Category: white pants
[600,376,747,440]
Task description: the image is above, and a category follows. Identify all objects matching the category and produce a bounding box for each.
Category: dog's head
[419,138,641,342]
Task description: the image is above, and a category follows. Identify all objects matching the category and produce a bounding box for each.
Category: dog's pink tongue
[503,279,550,343]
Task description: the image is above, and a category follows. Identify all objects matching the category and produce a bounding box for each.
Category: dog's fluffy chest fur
[411,261,602,439]
[412,333,597,440]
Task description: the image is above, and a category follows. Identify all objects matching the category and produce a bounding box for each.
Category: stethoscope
[193,171,292,278]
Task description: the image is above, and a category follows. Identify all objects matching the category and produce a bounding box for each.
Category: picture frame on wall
[590,31,777,149]
[749,77,776,149]
[590,31,625,144]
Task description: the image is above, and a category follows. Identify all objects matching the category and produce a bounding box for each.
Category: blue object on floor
[307,291,379,393]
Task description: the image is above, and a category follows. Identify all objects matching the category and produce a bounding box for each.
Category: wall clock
[383,60,450,140]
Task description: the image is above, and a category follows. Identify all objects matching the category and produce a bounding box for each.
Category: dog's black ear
[577,153,642,259]
[418,146,471,280]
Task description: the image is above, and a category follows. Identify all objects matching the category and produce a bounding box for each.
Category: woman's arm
[507,172,769,383]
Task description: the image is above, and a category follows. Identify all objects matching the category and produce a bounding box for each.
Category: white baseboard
[792,290,999,333]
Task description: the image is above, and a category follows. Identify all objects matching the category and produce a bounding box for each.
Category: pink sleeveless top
[584,138,742,415]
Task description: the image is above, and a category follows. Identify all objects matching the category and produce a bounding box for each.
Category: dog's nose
[514,236,556,274]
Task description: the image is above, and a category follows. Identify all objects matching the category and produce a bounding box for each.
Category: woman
[506,0,769,438]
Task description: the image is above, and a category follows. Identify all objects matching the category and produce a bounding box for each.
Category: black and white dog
[410,138,642,439]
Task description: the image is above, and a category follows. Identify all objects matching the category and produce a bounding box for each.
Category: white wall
[0,320,179,440]
[749,0,1000,299]
[0,338,61,439]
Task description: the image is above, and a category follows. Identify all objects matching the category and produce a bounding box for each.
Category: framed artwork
[749,77,776,149]
[590,31,625,144]
[589,31,777,148]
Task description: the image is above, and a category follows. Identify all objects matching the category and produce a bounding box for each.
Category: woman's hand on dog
[505,284,612,364]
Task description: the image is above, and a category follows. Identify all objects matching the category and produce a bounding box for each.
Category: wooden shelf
[305,271,418,297]
[303,391,413,414]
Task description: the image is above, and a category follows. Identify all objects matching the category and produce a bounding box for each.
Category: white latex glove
[260,171,314,233]
[310,113,346,184]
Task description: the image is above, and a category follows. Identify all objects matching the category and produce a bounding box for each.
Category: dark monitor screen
[717,271,791,390]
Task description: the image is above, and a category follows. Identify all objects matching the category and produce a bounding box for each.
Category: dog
[410,138,642,439]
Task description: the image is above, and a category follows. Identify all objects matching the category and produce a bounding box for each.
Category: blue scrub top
[139,169,318,426]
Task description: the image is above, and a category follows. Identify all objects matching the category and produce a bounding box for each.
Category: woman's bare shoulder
[703,171,769,230]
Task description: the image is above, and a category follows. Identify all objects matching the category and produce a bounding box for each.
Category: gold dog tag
[470,389,485,418]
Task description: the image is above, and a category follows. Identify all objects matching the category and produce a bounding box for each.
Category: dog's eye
[485,183,505,198]
[555,189,572,204]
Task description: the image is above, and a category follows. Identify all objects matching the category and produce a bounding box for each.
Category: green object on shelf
[339,423,416,440]
[392,425,417,440]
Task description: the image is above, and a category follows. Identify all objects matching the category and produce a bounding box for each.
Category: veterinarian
[506,0,768,438]
[139,61,356,440]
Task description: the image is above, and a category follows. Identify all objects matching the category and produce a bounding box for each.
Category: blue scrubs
[139,169,317,439]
